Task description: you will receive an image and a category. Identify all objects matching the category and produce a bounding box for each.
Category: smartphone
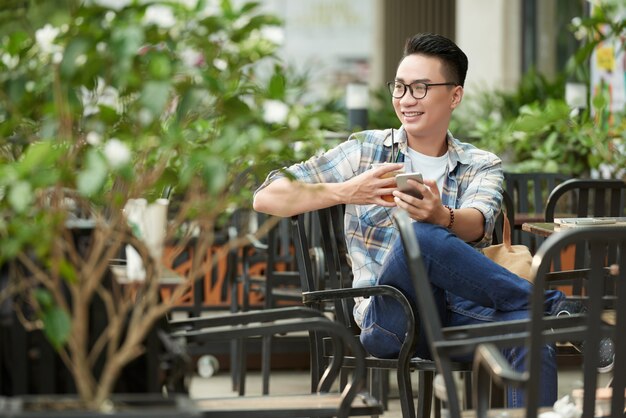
[396,172,424,199]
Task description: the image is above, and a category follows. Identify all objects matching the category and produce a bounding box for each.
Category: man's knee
[359,322,403,359]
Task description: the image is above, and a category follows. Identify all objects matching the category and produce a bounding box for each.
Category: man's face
[392,54,462,146]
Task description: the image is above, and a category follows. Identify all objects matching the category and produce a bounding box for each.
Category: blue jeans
[359,222,564,407]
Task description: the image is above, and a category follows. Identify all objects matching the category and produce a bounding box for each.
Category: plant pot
[0,394,199,418]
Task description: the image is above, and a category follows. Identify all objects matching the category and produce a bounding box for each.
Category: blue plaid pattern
[256,127,503,324]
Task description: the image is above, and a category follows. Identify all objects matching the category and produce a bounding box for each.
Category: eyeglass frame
[386,80,458,100]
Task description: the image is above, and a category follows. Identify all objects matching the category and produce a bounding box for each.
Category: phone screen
[396,173,423,198]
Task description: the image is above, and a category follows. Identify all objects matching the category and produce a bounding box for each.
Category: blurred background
[1,0,624,176]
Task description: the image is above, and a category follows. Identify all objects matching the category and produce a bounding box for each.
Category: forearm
[439,206,485,242]
[253,178,347,217]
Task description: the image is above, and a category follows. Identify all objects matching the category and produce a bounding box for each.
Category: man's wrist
[443,205,454,229]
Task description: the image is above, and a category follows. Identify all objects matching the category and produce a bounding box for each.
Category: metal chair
[503,171,571,251]
[169,306,384,418]
[292,206,472,418]
[394,210,625,418]
[393,210,535,418]
[229,212,308,396]
[544,178,626,294]
[472,226,625,418]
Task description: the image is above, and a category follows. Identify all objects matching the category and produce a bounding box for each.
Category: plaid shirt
[256,127,503,325]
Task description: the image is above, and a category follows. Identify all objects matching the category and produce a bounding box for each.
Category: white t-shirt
[406,146,448,196]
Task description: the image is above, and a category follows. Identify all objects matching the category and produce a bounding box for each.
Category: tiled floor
[188,363,612,417]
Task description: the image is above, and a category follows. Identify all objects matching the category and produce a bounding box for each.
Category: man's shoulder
[449,135,501,164]
[349,129,390,144]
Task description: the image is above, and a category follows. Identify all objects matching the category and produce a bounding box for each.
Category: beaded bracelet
[444,205,454,229]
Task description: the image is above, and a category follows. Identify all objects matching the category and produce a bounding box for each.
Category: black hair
[402,33,468,87]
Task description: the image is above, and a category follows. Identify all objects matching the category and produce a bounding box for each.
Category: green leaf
[6,30,31,55]
[42,307,72,350]
[34,288,54,310]
[268,73,285,99]
[148,53,172,80]
[18,141,55,174]
[59,259,78,284]
[141,81,171,116]
[8,180,33,213]
[60,37,89,78]
[77,149,108,196]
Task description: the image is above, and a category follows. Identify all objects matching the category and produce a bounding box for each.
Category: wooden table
[521,222,555,238]
[522,221,618,325]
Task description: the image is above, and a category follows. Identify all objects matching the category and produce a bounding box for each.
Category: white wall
[259,0,375,99]
[456,0,521,95]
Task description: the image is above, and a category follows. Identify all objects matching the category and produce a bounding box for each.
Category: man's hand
[393,179,450,226]
[342,163,404,207]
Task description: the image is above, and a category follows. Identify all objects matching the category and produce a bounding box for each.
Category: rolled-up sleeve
[459,155,503,247]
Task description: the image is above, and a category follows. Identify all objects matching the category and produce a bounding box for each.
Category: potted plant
[0,0,342,413]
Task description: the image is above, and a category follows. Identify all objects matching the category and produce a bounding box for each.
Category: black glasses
[387,81,457,100]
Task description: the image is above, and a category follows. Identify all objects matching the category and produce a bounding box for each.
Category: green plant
[455,1,626,178]
[0,0,342,410]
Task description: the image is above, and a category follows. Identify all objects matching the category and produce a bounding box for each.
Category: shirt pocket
[357,204,395,228]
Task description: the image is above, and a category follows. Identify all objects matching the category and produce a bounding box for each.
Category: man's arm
[253,163,404,217]
[253,178,346,217]
[393,179,486,242]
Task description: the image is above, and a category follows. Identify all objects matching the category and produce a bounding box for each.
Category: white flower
[75,54,87,66]
[198,0,220,18]
[35,24,60,55]
[208,30,228,44]
[80,78,122,116]
[92,0,131,11]
[260,26,284,45]
[288,115,300,130]
[180,48,203,67]
[52,52,63,64]
[569,107,580,119]
[86,131,102,146]
[233,16,250,30]
[143,5,176,28]
[263,100,289,124]
[104,138,131,168]
[138,108,154,126]
[178,0,198,10]
[213,58,227,71]
[1,53,19,69]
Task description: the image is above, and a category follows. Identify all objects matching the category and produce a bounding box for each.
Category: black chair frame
[170,306,383,418]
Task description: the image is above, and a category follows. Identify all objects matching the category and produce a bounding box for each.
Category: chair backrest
[292,206,420,418]
[504,172,571,216]
[544,178,626,293]
[544,178,626,221]
[503,172,570,250]
[392,211,465,415]
[394,210,626,418]
[524,227,625,418]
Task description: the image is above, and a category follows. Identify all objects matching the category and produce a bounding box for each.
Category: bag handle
[502,213,513,249]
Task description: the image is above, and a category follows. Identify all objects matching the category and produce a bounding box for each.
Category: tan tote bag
[482,214,534,282]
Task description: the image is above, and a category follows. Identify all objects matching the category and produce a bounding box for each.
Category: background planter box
[0,394,199,418]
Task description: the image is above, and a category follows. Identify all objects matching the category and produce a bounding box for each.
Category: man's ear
[451,86,464,109]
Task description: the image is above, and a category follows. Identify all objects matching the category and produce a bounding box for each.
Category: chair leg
[261,335,271,395]
[490,378,505,407]
[381,369,390,410]
[416,370,434,418]
[368,369,387,411]
[397,366,416,418]
[463,371,473,409]
[237,338,247,396]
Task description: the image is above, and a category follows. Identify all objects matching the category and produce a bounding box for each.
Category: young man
[254,33,604,406]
